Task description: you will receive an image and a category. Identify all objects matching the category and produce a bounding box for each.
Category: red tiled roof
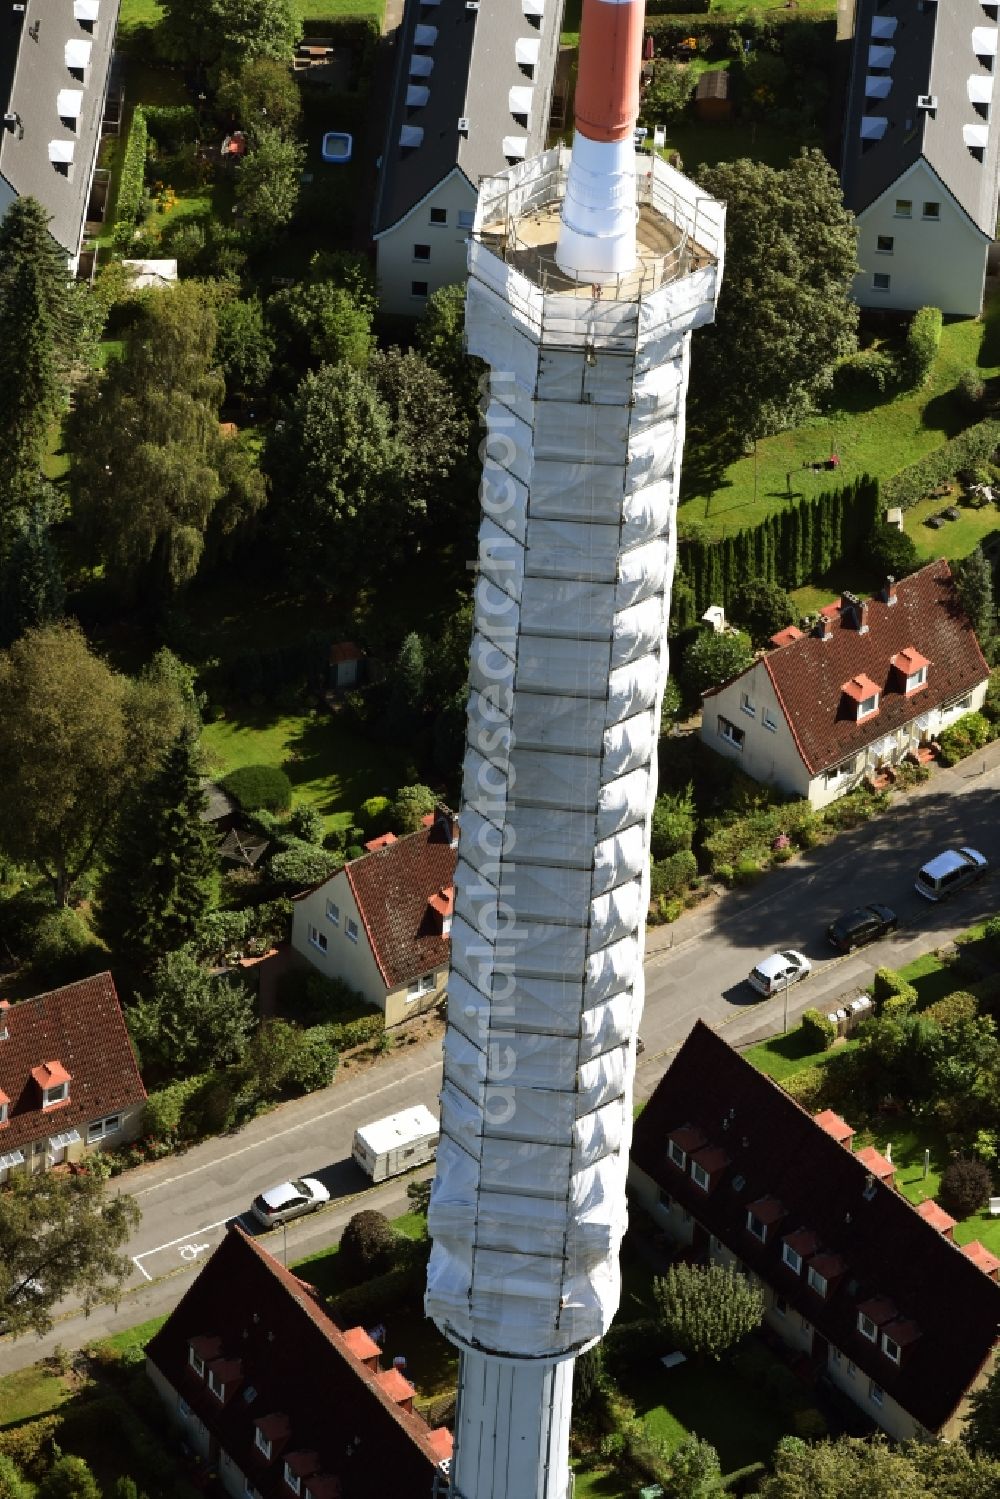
[146,1227,447,1499]
[841,673,881,704]
[770,626,804,648]
[962,1241,1000,1278]
[0,974,145,1150]
[809,1252,847,1280]
[814,1110,855,1144]
[669,1125,707,1152]
[747,1196,786,1225]
[706,562,989,774]
[343,815,458,989]
[783,1228,819,1257]
[856,1145,894,1181]
[342,1327,380,1362]
[917,1199,956,1235]
[691,1144,730,1174]
[631,1022,1000,1433]
[376,1367,415,1404]
[857,1296,898,1325]
[892,646,931,675]
[427,1428,453,1462]
[364,834,397,852]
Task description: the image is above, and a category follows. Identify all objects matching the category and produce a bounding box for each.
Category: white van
[352,1105,438,1183]
[914,847,988,901]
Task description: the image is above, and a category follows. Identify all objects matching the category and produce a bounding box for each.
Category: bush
[801,1008,836,1051]
[284,1026,339,1093]
[266,839,339,892]
[780,1067,828,1112]
[938,1156,993,1218]
[936,711,993,767]
[650,785,696,858]
[903,306,943,388]
[958,367,987,411]
[339,1210,400,1283]
[328,1012,384,1049]
[872,967,917,1015]
[112,107,148,251]
[0,1416,60,1481]
[390,783,438,833]
[650,849,698,899]
[357,795,392,836]
[883,419,1000,509]
[27,907,107,986]
[866,523,920,579]
[923,990,979,1027]
[285,805,325,845]
[221,764,293,813]
[142,1073,211,1142]
[276,968,366,1024]
[834,348,899,398]
[329,1262,422,1324]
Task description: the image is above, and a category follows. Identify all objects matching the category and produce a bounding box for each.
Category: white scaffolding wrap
[426,150,723,1428]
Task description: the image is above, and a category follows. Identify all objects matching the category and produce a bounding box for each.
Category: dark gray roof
[842,0,1000,235]
[200,780,238,824]
[374,0,563,236]
[0,0,120,259]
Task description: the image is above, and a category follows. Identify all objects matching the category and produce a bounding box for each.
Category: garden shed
[694,68,732,123]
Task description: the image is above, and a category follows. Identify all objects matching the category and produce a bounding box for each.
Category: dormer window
[807,1266,828,1297]
[690,1160,710,1191]
[207,1366,226,1401]
[882,1333,901,1363]
[892,647,930,694]
[255,1428,272,1459]
[746,1210,767,1241]
[858,693,878,719]
[33,1061,71,1108]
[284,1466,302,1496]
[858,1311,878,1341]
[668,1139,686,1169]
[782,1243,802,1274]
[188,1346,205,1378]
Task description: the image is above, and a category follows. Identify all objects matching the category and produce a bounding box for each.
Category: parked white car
[747,950,812,998]
[250,1177,330,1229]
[914,847,988,902]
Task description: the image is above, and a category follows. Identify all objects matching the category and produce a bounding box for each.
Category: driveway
[0,745,997,1372]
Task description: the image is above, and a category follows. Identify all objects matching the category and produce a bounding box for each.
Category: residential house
[146,1224,453,1499]
[841,0,1000,316]
[372,0,563,315]
[700,561,989,808]
[291,807,458,1028]
[0,0,121,270]
[630,1020,1000,1442]
[0,971,146,1182]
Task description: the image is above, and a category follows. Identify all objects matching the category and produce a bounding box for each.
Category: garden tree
[266,269,375,379]
[729,577,795,647]
[0,199,87,544]
[216,55,302,137]
[390,783,438,834]
[650,785,695,859]
[0,1172,140,1338]
[691,151,858,447]
[245,1016,305,1099]
[639,61,697,126]
[954,546,996,650]
[96,727,218,966]
[371,347,468,524]
[652,1261,764,1361]
[128,947,257,1079]
[964,1360,1000,1460]
[416,282,482,424]
[679,628,754,704]
[757,1434,1000,1499]
[661,1436,724,1499]
[0,1455,29,1499]
[286,804,325,844]
[339,1210,399,1282]
[113,1481,148,1499]
[267,839,339,891]
[160,0,300,73]
[37,1458,100,1499]
[214,293,274,397]
[235,124,305,237]
[866,523,920,580]
[264,363,408,595]
[0,625,191,904]
[406,1177,432,1217]
[0,490,65,647]
[68,283,263,600]
[384,633,427,739]
[659,674,683,734]
[939,1156,994,1219]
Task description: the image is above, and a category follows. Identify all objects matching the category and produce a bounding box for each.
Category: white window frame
[762,707,777,732]
[189,1346,205,1378]
[87,1114,121,1144]
[406,971,435,1002]
[905,666,927,692]
[870,1380,885,1406]
[690,1160,710,1192]
[782,1243,802,1274]
[457,209,475,229]
[881,1333,901,1364]
[325,900,339,926]
[657,1187,672,1210]
[668,1139,686,1170]
[255,1427,272,1459]
[0,1102,7,1126]
[858,1311,878,1342]
[857,693,879,720]
[307,924,328,954]
[807,1266,828,1297]
[284,1465,302,1496]
[746,1211,767,1242]
[894,198,912,217]
[740,692,755,718]
[830,1346,841,1365]
[346,918,359,944]
[207,1366,226,1401]
[42,1082,68,1108]
[876,234,894,253]
[717,716,745,751]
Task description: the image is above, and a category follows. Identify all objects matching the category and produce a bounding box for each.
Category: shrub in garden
[328,1013,384,1049]
[801,1008,836,1051]
[142,1074,210,1142]
[0,1454,29,1499]
[652,1261,764,1361]
[0,1417,59,1482]
[339,1209,400,1283]
[38,1456,100,1499]
[834,348,899,398]
[923,990,979,1027]
[220,764,292,813]
[277,969,365,1024]
[28,907,107,987]
[266,839,339,892]
[866,523,920,579]
[650,785,696,858]
[938,1156,993,1219]
[389,783,438,833]
[882,418,1000,509]
[111,108,148,252]
[285,805,325,845]
[872,967,917,1015]
[357,795,392,836]
[936,711,993,767]
[650,849,698,900]
[958,367,987,411]
[284,1026,339,1093]
[903,306,943,388]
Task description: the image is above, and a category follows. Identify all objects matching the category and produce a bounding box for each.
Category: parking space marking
[132,1217,230,1282]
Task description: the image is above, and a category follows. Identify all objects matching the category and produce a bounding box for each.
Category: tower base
[450,1349,575,1499]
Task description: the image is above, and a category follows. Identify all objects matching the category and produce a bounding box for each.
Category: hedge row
[112,105,147,251]
[679,477,881,617]
[881,419,1000,508]
[646,0,710,14]
[905,306,943,388]
[643,13,833,52]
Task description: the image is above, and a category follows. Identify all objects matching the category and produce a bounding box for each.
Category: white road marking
[132,1217,230,1282]
[133,1059,441,1198]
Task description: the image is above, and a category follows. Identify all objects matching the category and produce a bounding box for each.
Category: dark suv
[827,904,897,952]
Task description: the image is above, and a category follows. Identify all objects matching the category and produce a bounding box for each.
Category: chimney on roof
[857,598,869,634]
[882,575,897,606]
[430,804,458,848]
[815,614,833,642]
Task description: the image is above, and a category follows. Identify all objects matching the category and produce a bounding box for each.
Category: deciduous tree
[954,546,996,652]
[38,1457,100,1499]
[757,1434,1000,1499]
[0,1173,140,1338]
[679,628,754,704]
[216,55,303,136]
[128,947,256,1081]
[729,578,795,647]
[160,0,301,73]
[652,1261,764,1361]
[236,124,304,237]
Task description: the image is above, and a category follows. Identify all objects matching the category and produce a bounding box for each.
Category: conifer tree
[96,726,217,964]
[0,493,65,646]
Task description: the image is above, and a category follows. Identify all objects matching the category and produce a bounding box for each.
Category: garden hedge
[221,763,293,813]
[872,967,917,1015]
[801,1008,836,1052]
[111,106,147,252]
[643,14,833,55]
[904,306,943,388]
[881,419,1000,509]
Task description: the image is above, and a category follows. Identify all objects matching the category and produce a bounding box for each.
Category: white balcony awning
[0,1150,24,1171]
[973,26,999,56]
[515,37,540,66]
[509,85,534,117]
[48,1129,82,1150]
[406,84,429,107]
[65,38,92,68]
[870,15,897,38]
[522,0,544,13]
[74,0,100,18]
[57,88,84,119]
[48,139,76,162]
[409,53,433,76]
[868,44,894,69]
[865,74,891,99]
[860,115,888,140]
[502,134,528,159]
[414,23,438,44]
[969,74,995,104]
[964,122,990,147]
[400,124,424,147]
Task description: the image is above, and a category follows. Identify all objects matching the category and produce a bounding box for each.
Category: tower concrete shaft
[425,150,724,1499]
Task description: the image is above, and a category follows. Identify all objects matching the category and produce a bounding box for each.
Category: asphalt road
[1,744,997,1372]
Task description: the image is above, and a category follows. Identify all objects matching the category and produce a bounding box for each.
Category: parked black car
[827,904,897,952]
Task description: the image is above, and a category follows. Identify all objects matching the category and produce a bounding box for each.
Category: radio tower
[424,0,724,1493]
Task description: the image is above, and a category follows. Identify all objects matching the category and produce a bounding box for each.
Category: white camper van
[352,1104,438,1183]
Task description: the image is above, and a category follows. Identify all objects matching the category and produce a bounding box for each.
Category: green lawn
[907,494,1000,564]
[0,1364,73,1427]
[743,1029,856,1084]
[118,0,384,34]
[660,119,813,174]
[681,300,1000,535]
[201,709,408,833]
[93,1315,168,1359]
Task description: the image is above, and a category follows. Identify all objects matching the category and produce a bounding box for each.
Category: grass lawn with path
[119,0,385,36]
